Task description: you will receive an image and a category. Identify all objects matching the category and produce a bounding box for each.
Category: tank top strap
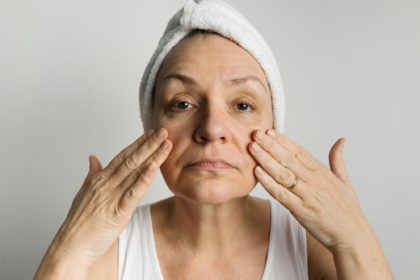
[118,204,164,280]
[262,198,308,280]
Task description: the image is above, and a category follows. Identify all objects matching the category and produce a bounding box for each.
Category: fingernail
[267,129,276,137]
[255,130,263,140]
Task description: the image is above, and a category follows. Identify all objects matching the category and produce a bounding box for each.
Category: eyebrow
[161,73,268,93]
[230,76,268,93]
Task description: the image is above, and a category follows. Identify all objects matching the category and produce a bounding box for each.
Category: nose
[193,102,229,144]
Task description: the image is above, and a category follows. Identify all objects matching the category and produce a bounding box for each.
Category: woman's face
[151,34,274,204]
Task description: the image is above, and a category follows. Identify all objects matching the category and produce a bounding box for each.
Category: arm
[307,231,336,280]
[330,224,393,280]
[307,226,393,280]
[85,240,118,280]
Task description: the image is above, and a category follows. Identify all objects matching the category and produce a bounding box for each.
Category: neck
[160,195,269,257]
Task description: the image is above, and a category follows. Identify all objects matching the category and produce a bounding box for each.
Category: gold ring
[288,176,299,190]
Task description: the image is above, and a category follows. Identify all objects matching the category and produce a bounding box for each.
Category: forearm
[33,237,89,280]
[331,230,393,280]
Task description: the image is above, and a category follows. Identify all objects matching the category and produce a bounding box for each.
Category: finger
[81,155,103,190]
[260,129,322,172]
[249,142,309,188]
[119,140,173,212]
[119,161,158,213]
[254,165,303,211]
[251,130,313,181]
[110,128,168,185]
[101,129,156,177]
[89,155,103,175]
[329,138,351,184]
[118,139,172,192]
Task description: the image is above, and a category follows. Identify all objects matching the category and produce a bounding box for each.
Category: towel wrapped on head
[139,0,286,133]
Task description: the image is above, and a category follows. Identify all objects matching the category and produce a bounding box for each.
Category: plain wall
[1,0,419,278]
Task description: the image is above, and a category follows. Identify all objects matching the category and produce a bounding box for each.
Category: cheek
[159,131,186,178]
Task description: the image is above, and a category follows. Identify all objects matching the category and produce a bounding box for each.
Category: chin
[167,179,256,205]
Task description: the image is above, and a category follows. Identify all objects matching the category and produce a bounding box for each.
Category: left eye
[236,102,252,111]
[171,101,193,110]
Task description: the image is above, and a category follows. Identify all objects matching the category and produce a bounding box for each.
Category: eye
[236,102,254,111]
[170,100,194,111]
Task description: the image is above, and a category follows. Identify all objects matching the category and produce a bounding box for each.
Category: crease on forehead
[151,31,272,113]
[159,72,269,99]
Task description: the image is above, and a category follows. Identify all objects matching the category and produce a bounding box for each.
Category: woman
[34,1,393,279]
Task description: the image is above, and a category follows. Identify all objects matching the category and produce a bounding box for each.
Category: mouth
[187,159,233,170]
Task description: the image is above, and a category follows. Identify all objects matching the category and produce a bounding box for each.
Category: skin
[34,33,393,280]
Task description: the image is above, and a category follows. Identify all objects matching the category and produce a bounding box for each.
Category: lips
[188,159,233,169]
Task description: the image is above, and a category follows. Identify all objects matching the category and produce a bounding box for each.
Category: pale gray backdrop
[1,0,419,279]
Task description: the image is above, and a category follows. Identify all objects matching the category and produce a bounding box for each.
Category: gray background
[1,0,419,278]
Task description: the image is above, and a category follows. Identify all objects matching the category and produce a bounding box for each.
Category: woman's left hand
[248,129,371,252]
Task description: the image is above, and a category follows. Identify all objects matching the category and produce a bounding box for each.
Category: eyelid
[235,96,256,107]
[167,93,193,102]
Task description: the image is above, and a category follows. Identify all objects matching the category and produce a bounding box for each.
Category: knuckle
[139,163,155,181]
[148,135,158,146]
[87,187,107,210]
[147,161,157,171]
[127,169,139,184]
[148,158,160,168]
[296,146,306,160]
[285,172,296,185]
[281,154,292,168]
[274,186,288,202]
[124,154,138,170]
[112,203,126,220]
[133,166,143,178]
[274,172,284,183]
[116,153,126,164]
[90,172,108,185]
[272,187,283,200]
[302,200,319,220]
[125,188,136,201]
[136,175,148,186]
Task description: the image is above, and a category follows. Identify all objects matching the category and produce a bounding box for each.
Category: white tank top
[118,198,308,280]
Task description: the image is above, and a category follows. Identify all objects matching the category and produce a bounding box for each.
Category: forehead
[154,34,270,92]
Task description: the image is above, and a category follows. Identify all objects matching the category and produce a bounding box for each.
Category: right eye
[170,100,194,111]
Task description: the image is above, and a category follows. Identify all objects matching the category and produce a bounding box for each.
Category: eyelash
[170,100,255,112]
[170,100,194,110]
[236,102,254,111]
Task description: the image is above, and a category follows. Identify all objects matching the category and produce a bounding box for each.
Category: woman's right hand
[35,128,172,277]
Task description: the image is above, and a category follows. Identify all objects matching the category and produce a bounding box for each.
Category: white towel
[139,0,286,133]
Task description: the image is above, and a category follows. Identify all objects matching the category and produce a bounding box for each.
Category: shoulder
[306,231,337,280]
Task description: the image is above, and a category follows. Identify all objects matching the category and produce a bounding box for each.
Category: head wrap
[139,0,286,132]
